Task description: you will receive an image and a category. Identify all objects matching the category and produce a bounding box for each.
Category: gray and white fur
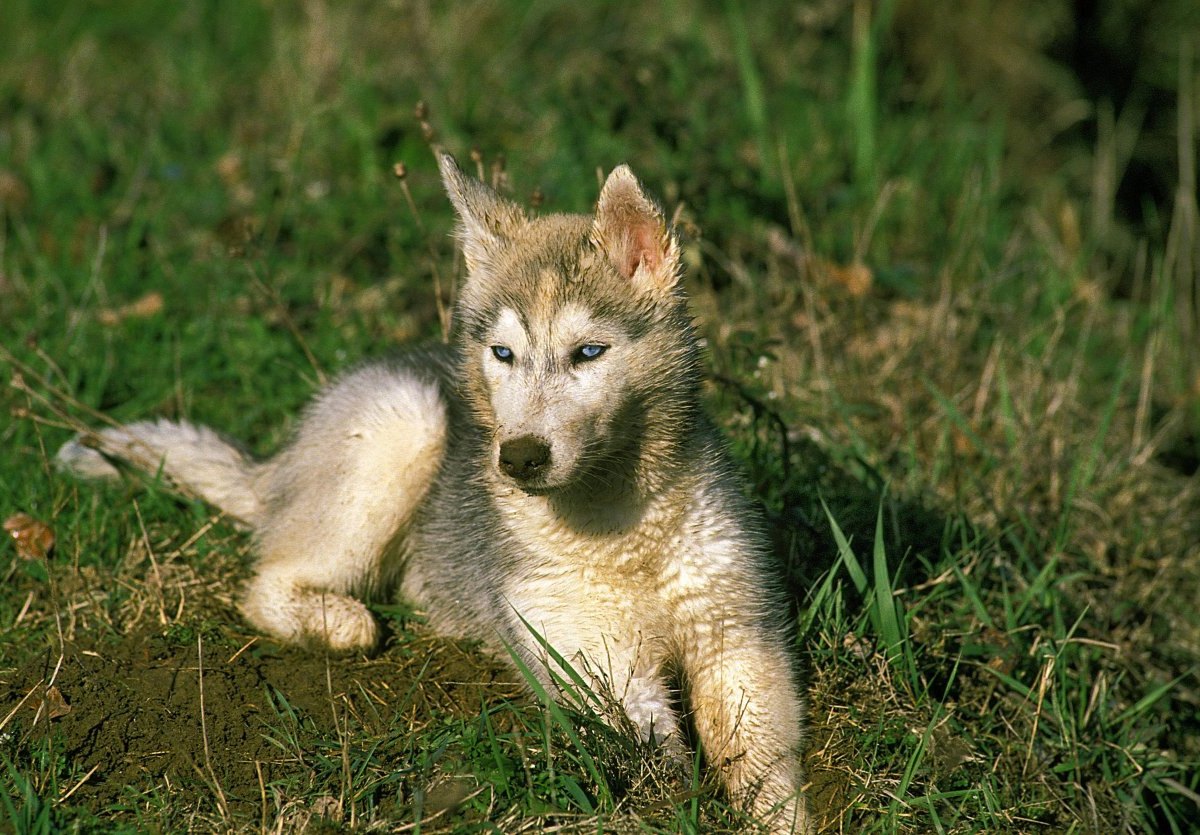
[58,154,810,832]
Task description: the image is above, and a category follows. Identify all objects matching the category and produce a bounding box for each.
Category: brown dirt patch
[2,628,519,822]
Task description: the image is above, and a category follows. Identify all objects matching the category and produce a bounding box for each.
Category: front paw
[303,593,380,652]
[240,583,379,653]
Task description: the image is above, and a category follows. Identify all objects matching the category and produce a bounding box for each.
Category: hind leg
[240,364,447,651]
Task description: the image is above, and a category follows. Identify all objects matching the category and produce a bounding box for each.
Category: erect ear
[438,152,527,273]
[591,165,680,297]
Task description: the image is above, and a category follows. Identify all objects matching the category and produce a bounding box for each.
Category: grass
[2,1,1199,832]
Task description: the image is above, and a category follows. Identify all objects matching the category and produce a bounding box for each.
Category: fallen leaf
[4,512,55,560]
[44,685,71,719]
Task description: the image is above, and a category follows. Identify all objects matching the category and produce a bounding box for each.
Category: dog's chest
[492,499,683,666]
[505,490,686,571]
[492,485,748,672]
[495,492,686,623]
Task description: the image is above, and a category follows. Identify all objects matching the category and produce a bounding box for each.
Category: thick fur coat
[58,155,810,832]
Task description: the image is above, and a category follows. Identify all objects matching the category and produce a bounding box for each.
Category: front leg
[681,612,809,833]
[502,583,681,749]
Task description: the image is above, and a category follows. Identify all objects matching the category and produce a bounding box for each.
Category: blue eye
[574,344,607,363]
[491,345,514,363]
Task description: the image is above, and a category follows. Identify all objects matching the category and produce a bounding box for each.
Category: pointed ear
[591,165,680,297]
[438,152,527,272]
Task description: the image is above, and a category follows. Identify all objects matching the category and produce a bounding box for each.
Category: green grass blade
[501,641,609,801]
[820,497,869,596]
[952,564,993,627]
[921,375,997,471]
[511,610,604,718]
[1056,360,1129,548]
[1114,676,1183,725]
[872,500,905,663]
[724,0,770,178]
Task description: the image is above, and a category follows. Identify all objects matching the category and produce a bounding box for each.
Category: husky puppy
[58,154,810,832]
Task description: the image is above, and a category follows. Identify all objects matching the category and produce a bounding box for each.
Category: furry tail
[56,420,266,527]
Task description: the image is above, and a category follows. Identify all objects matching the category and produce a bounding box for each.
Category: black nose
[499,436,551,481]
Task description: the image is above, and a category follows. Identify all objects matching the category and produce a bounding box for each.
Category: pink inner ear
[622,222,661,279]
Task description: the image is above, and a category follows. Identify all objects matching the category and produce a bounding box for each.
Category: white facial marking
[481,303,629,489]
[488,307,531,365]
[551,304,602,348]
